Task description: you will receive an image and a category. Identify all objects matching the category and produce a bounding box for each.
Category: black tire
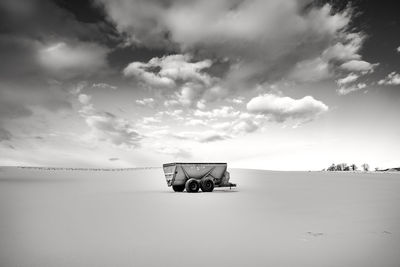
[200,177,214,192]
[185,178,200,193]
[172,184,185,192]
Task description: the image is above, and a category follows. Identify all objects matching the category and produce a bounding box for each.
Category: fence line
[16,166,161,171]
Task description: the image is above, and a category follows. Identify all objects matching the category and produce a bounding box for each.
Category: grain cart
[163,162,236,192]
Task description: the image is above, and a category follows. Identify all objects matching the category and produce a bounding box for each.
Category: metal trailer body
[162,162,236,192]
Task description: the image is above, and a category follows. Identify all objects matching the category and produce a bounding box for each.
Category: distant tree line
[325,163,369,172]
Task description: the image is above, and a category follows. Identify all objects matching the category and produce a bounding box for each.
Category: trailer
[162,162,236,192]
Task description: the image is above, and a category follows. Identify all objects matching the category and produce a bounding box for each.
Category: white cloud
[185,119,206,126]
[247,93,328,123]
[84,113,142,148]
[78,94,92,105]
[176,83,205,107]
[340,60,378,73]
[337,83,366,95]
[124,54,218,107]
[92,83,117,90]
[152,54,212,85]
[336,73,359,86]
[288,57,332,82]
[78,93,142,148]
[123,54,212,88]
[136,98,155,107]
[153,145,191,158]
[164,99,180,108]
[70,81,89,95]
[231,98,244,104]
[397,46,400,53]
[196,100,206,109]
[156,109,184,120]
[378,72,400,86]
[206,113,262,137]
[123,61,175,88]
[38,42,109,79]
[322,33,364,62]
[141,116,161,124]
[194,106,240,119]
[231,119,259,134]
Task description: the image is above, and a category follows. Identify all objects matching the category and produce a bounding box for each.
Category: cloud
[337,83,366,95]
[0,0,116,44]
[378,72,400,86]
[336,73,359,86]
[123,61,175,88]
[0,128,12,142]
[154,145,191,159]
[0,0,116,81]
[0,92,33,120]
[156,109,184,120]
[124,54,212,87]
[0,79,73,147]
[335,72,368,95]
[141,116,161,124]
[231,118,259,134]
[0,90,35,142]
[136,98,155,107]
[230,97,244,104]
[124,54,220,106]
[397,46,400,53]
[199,133,229,143]
[92,83,117,90]
[247,93,328,123]
[185,119,206,126]
[38,42,109,79]
[322,32,364,62]
[288,57,332,82]
[288,32,370,84]
[85,112,142,148]
[98,0,360,87]
[193,106,240,119]
[78,94,92,105]
[340,60,378,73]
[153,54,212,85]
[78,93,142,148]
[171,130,230,143]
[109,157,119,161]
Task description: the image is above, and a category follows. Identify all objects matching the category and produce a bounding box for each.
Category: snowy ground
[0,167,399,267]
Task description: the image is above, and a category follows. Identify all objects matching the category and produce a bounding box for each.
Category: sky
[0,0,399,170]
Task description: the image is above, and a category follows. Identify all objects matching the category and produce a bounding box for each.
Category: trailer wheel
[185,178,200,193]
[172,185,185,192]
[200,178,214,192]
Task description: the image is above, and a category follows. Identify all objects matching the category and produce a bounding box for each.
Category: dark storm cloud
[0,0,121,81]
[97,0,378,100]
[0,0,119,141]
[53,0,108,23]
[0,0,118,44]
[0,36,40,79]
